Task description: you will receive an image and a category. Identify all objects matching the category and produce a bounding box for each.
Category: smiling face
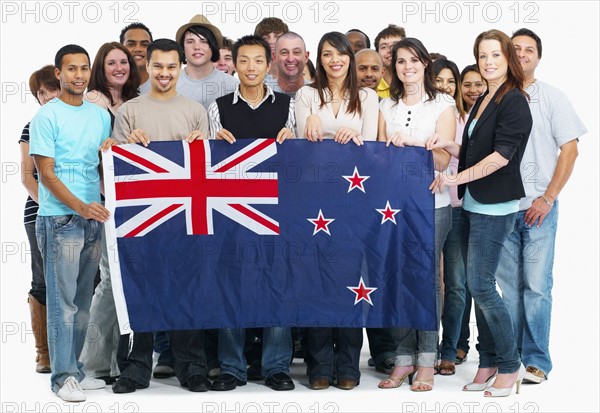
[56,53,90,102]
[235,44,269,88]
[394,47,426,85]
[122,28,151,70]
[378,35,403,68]
[355,51,383,89]
[183,31,213,68]
[435,67,456,96]
[214,47,235,75]
[477,39,508,84]
[320,41,350,82]
[147,50,181,97]
[512,35,541,80]
[275,36,308,81]
[104,48,130,88]
[461,70,485,109]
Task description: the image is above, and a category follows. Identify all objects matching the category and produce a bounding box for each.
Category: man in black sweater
[206,35,295,392]
[207,36,294,143]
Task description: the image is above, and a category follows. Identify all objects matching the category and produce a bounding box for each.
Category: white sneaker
[80,376,106,390]
[57,376,85,402]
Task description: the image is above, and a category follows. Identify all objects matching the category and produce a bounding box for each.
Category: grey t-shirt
[112,94,209,144]
[176,67,238,109]
[519,80,587,210]
[138,79,150,95]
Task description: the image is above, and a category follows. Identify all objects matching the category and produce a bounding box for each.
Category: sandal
[435,360,456,376]
[378,368,415,389]
[411,379,434,392]
[455,349,468,365]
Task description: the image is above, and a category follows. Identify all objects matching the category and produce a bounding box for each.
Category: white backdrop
[1,1,598,412]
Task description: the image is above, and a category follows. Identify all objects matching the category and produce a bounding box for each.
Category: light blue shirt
[29,98,111,216]
[463,119,520,216]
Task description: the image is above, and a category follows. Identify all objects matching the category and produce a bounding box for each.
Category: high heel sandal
[378,369,416,389]
[463,373,497,391]
[411,379,434,392]
[484,379,521,397]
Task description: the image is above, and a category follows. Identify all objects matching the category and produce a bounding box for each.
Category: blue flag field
[103,139,436,333]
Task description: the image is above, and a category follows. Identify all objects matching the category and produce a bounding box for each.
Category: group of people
[20,13,586,403]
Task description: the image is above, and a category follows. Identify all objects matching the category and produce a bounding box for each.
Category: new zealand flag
[103,139,436,333]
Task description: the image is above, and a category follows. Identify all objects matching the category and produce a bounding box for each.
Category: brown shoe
[28,294,51,373]
[309,378,330,390]
[523,366,546,384]
[337,378,358,390]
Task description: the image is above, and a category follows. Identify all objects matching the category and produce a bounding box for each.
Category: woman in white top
[377,38,455,392]
[294,32,378,390]
[295,32,378,144]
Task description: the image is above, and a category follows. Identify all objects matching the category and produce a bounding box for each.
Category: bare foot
[411,367,434,391]
[471,367,498,384]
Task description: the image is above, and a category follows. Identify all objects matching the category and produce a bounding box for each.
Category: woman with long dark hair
[428,29,533,397]
[377,38,455,392]
[294,32,379,390]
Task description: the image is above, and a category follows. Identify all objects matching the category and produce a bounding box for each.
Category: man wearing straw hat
[175,14,238,109]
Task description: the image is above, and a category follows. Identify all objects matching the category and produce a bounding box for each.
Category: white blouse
[294,86,379,141]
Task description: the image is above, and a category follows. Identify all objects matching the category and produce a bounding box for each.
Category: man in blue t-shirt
[29,44,112,403]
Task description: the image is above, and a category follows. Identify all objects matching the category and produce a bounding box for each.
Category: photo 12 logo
[399,1,540,24]
[1,1,140,24]
[200,1,340,24]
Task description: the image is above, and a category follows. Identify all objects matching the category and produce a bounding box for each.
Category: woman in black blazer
[428,29,532,397]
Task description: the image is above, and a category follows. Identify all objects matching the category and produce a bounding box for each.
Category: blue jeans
[25,222,46,304]
[395,205,452,367]
[80,227,120,378]
[495,203,558,376]
[440,207,468,361]
[461,210,521,374]
[218,328,292,381]
[366,328,398,366]
[36,215,102,392]
[306,328,363,382]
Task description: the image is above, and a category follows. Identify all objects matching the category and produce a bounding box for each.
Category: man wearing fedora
[175,14,238,109]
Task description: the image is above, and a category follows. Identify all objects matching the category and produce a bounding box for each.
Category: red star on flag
[347,277,378,306]
[307,209,335,236]
[376,201,400,225]
[342,166,370,193]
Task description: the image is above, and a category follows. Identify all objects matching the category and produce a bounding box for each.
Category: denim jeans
[117,330,207,387]
[495,203,558,376]
[395,205,452,367]
[457,289,472,355]
[305,328,363,382]
[440,207,468,361]
[25,222,46,305]
[80,227,120,377]
[153,331,174,367]
[366,328,398,366]
[461,210,521,374]
[36,215,102,392]
[218,328,292,381]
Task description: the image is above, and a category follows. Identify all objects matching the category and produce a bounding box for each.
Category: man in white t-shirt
[495,28,587,385]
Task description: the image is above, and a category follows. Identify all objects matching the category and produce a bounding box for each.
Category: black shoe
[375,358,395,375]
[211,373,246,391]
[96,375,119,385]
[186,375,211,392]
[265,372,295,391]
[247,360,263,381]
[112,377,147,394]
[368,357,376,367]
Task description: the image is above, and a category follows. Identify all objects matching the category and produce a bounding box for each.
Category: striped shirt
[19,122,39,225]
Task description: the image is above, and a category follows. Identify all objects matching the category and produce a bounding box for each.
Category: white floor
[1,328,598,413]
